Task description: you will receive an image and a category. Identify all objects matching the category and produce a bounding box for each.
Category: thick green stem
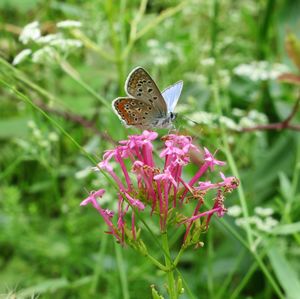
[161,232,177,299]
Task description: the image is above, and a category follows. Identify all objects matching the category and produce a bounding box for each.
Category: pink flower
[81,131,238,248]
[154,168,177,188]
[80,189,105,206]
[80,189,121,243]
[204,148,225,171]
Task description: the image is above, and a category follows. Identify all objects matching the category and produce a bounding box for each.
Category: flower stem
[161,231,177,299]
[145,253,169,272]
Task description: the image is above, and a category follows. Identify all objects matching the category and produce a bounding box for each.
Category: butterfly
[112,67,183,129]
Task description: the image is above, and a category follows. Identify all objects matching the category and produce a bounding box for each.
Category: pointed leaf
[268,247,300,299]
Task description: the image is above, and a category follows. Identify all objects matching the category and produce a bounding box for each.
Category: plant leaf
[268,247,300,299]
[271,222,300,235]
[286,33,300,70]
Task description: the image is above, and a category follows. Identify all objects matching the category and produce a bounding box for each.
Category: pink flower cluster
[80,131,239,246]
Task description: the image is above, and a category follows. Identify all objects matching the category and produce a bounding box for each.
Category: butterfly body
[112,67,182,129]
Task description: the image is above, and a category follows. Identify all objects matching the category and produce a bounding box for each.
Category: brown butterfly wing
[112,97,157,129]
[125,67,167,115]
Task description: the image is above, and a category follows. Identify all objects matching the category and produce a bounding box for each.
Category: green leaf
[278,172,293,201]
[17,278,69,297]
[268,247,300,299]
[0,117,29,139]
[286,33,300,70]
[271,222,300,235]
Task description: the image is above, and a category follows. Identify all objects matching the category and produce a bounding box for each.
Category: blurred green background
[1,0,300,298]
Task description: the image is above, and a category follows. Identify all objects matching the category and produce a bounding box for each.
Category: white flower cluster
[187,108,267,132]
[15,120,59,156]
[188,111,217,126]
[233,61,289,81]
[13,20,83,66]
[234,109,268,129]
[229,205,278,233]
[19,21,41,44]
[146,39,183,66]
[56,20,82,28]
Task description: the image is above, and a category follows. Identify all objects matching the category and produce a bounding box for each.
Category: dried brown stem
[240,93,300,132]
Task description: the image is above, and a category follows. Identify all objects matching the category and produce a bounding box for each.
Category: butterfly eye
[170,112,176,120]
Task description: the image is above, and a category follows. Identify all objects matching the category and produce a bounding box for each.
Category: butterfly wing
[162,81,183,113]
[112,97,157,129]
[125,67,167,115]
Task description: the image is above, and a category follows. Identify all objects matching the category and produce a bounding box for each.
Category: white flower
[32,46,57,63]
[248,110,268,123]
[37,33,62,44]
[39,140,50,148]
[27,120,36,129]
[189,111,217,125]
[219,116,240,130]
[33,128,42,138]
[48,132,59,142]
[19,21,41,44]
[232,108,246,117]
[233,61,289,82]
[227,205,242,217]
[153,55,169,66]
[12,49,32,65]
[147,39,159,48]
[218,69,231,86]
[201,57,215,66]
[235,216,262,227]
[75,167,91,179]
[256,216,278,232]
[49,38,82,51]
[239,116,256,128]
[56,20,82,28]
[254,207,274,217]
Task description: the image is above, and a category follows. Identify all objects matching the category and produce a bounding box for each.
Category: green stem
[161,232,177,299]
[59,60,110,109]
[115,243,130,299]
[210,0,219,59]
[212,83,284,299]
[212,83,254,247]
[229,257,258,299]
[70,29,116,62]
[106,0,124,92]
[252,252,284,299]
[208,3,283,293]
[0,79,118,189]
[173,246,185,267]
[90,234,108,294]
[145,252,169,271]
[257,0,276,60]
[207,229,214,298]
[0,57,65,107]
[216,249,247,299]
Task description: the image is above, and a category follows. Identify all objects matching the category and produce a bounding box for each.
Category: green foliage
[1,0,300,298]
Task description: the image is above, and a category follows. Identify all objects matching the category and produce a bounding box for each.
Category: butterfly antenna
[181,115,200,125]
